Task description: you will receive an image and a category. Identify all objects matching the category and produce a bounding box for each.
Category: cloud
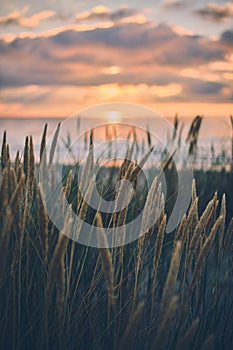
[183,79,225,97]
[76,6,147,25]
[195,2,233,22]
[0,9,55,28]
[0,18,232,115]
[163,0,187,9]
[221,28,233,44]
[0,22,226,87]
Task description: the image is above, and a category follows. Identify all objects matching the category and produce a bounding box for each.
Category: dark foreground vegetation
[0,116,233,350]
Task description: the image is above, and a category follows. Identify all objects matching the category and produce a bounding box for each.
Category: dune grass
[0,120,233,350]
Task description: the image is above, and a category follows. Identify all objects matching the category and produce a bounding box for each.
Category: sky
[0,0,233,118]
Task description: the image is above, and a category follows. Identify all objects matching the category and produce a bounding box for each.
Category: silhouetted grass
[0,119,232,350]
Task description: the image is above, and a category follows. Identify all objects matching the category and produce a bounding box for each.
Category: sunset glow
[106,111,121,122]
[0,1,232,118]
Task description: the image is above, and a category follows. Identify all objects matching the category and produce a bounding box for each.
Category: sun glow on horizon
[106,111,121,122]
[103,66,121,75]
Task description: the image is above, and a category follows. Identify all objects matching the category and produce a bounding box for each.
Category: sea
[0,116,232,169]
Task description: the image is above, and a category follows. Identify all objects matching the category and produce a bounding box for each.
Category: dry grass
[0,121,232,350]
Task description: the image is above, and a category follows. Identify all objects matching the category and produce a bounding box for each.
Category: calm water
[0,116,232,167]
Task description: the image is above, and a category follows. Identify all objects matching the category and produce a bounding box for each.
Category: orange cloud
[76,6,148,26]
[195,2,233,22]
[0,8,232,119]
[0,9,55,28]
[1,84,232,119]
